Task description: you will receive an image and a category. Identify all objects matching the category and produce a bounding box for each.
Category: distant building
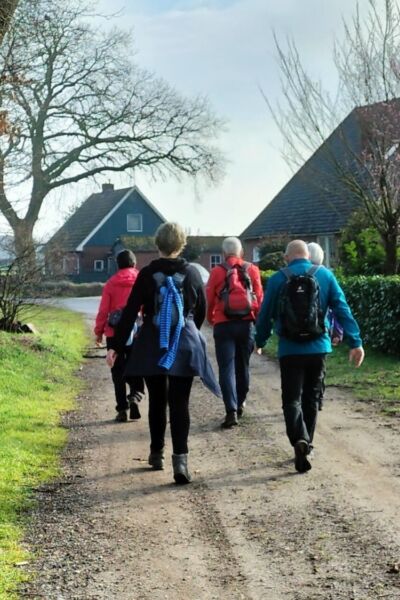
[241,100,400,268]
[46,184,166,282]
[46,184,233,282]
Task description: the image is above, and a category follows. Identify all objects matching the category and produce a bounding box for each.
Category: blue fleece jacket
[255,259,362,357]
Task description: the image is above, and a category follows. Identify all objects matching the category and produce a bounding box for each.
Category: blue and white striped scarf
[158,276,185,370]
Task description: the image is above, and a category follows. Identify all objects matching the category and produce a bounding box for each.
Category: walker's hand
[106,349,117,368]
[349,346,365,368]
[254,346,263,355]
[95,334,103,347]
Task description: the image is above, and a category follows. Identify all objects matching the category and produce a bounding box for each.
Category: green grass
[262,335,400,415]
[0,308,87,599]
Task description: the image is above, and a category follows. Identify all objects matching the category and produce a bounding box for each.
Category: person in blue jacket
[255,240,364,473]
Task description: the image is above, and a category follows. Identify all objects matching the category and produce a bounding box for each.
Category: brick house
[46,184,166,282]
[47,184,233,282]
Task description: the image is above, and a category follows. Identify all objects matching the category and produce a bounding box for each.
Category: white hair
[222,236,242,257]
[308,242,324,265]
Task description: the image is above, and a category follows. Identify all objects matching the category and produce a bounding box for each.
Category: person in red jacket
[94,250,144,422]
[206,237,263,428]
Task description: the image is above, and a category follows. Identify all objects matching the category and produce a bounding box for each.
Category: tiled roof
[48,186,133,251]
[241,108,367,239]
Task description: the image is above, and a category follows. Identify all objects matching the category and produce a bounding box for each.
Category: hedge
[259,270,400,355]
[339,275,400,355]
[38,280,104,297]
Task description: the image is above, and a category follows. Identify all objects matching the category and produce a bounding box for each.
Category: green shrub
[339,275,400,355]
[258,270,400,356]
[259,269,276,287]
[39,280,104,297]
[338,211,387,275]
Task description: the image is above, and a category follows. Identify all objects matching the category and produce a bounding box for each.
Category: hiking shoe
[115,410,128,423]
[221,411,238,429]
[237,401,246,418]
[294,439,312,473]
[129,401,141,420]
[148,451,165,470]
[172,454,192,484]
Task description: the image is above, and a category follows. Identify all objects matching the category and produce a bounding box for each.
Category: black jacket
[111,257,206,355]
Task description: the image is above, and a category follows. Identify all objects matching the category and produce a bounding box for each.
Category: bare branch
[0,0,225,253]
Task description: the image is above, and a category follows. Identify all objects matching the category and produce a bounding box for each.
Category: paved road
[55,296,100,321]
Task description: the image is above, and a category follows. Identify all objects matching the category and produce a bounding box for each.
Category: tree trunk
[13,219,35,261]
[382,233,398,275]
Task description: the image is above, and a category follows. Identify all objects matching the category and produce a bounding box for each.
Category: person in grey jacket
[255,240,364,473]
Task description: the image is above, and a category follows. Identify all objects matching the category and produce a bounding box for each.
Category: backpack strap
[281,267,293,280]
[172,272,186,288]
[307,265,321,276]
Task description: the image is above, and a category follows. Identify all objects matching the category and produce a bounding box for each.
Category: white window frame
[210,254,222,269]
[127,213,143,232]
[94,259,104,272]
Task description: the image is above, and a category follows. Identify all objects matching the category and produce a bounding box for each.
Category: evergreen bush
[339,275,400,355]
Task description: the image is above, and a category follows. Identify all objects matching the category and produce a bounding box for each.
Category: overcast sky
[35,0,363,240]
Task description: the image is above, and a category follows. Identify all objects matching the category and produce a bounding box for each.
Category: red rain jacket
[206,256,263,325]
[94,267,139,338]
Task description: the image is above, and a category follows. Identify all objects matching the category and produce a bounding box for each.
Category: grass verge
[262,335,400,415]
[0,307,87,599]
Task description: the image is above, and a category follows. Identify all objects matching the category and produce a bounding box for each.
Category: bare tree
[0,236,44,330]
[265,0,400,273]
[0,0,224,255]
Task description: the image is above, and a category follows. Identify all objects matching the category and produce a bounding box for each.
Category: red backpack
[218,262,255,319]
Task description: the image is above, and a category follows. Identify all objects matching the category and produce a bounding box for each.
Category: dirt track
[21,326,400,599]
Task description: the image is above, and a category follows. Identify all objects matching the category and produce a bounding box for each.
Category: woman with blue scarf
[106,222,220,484]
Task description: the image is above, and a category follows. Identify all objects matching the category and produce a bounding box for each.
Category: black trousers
[279,353,326,447]
[107,337,144,412]
[144,375,193,455]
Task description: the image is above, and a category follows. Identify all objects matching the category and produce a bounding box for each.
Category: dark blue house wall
[86,189,164,246]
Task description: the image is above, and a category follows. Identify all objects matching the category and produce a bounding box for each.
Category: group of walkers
[94,222,364,484]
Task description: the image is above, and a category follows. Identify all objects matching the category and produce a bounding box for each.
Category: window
[316,235,337,269]
[210,254,222,269]
[127,213,143,232]
[252,246,261,263]
[94,259,104,272]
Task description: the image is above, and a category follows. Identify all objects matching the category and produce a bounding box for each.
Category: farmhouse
[241,100,400,267]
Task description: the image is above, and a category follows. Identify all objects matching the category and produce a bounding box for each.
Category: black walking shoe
[148,451,165,470]
[129,401,141,420]
[294,439,312,473]
[172,454,192,484]
[221,411,238,429]
[115,410,128,423]
[237,401,246,417]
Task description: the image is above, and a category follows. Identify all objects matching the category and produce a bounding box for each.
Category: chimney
[102,183,114,193]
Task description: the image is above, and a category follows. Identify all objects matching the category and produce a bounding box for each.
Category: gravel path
[20,326,400,599]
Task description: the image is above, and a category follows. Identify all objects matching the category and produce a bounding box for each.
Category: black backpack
[278,265,325,341]
[218,262,255,319]
[152,271,186,329]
